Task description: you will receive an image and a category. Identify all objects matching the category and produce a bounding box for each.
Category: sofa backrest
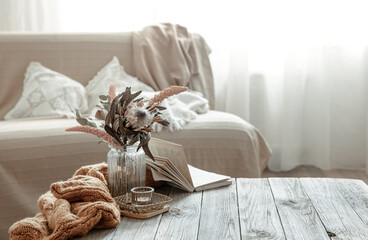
[0,33,135,120]
[0,32,214,120]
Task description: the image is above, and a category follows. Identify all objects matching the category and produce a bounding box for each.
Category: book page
[147,157,194,192]
[147,159,178,183]
[188,165,231,191]
[194,179,232,192]
[150,167,174,182]
[148,158,185,185]
[155,157,189,186]
[155,157,182,179]
[149,138,194,186]
[148,138,230,192]
[150,167,191,192]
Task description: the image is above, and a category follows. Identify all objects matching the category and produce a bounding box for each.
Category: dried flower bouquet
[66,85,187,160]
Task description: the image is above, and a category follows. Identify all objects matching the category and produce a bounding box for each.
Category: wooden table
[79,178,368,240]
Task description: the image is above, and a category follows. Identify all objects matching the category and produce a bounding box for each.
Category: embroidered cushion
[4,62,88,120]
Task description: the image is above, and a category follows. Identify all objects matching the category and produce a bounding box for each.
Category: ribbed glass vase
[107,143,146,197]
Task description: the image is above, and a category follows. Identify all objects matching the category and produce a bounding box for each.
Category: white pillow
[4,62,88,120]
[85,56,154,113]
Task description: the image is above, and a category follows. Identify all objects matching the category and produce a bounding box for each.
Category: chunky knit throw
[9,163,121,240]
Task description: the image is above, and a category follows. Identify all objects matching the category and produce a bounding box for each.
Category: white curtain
[2,0,368,171]
[0,0,60,31]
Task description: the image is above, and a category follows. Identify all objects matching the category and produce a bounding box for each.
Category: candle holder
[115,191,172,218]
[131,186,154,206]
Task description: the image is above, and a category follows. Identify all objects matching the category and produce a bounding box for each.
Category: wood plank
[197,179,240,240]
[268,178,330,240]
[154,187,202,240]
[331,179,368,225]
[75,228,116,240]
[300,178,368,239]
[237,179,285,240]
[110,186,171,240]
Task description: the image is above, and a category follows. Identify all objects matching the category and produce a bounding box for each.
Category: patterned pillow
[85,56,154,113]
[4,62,88,120]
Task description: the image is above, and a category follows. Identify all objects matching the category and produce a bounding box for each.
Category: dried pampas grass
[66,125,119,147]
[108,84,117,102]
[148,86,187,110]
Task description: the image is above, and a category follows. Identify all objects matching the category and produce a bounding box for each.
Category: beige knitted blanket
[9,163,121,240]
[132,23,215,109]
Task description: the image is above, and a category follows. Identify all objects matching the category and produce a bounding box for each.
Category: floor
[262,165,368,184]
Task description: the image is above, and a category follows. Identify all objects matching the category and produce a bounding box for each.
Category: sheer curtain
[0,0,60,31]
[2,0,368,171]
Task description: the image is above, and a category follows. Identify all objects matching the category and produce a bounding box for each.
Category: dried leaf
[86,120,97,128]
[125,90,142,106]
[142,133,151,145]
[102,103,111,111]
[95,109,107,120]
[113,138,120,145]
[157,120,170,126]
[118,116,125,134]
[109,101,116,127]
[154,106,166,111]
[125,128,136,137]
[117,101,122,115]
[105,110,111,126]
[113,120,120,132]
[129,133,140,146]
[104,125,122,145]
[99,95,109,101]
[120,87,131,109]
[142,143,155,161]
[133,97,144,103]
[74,109,83,119]
[76,118,88,125]
[137,134,144,151]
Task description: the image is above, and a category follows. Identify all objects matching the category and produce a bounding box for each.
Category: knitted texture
[9,163,120,240]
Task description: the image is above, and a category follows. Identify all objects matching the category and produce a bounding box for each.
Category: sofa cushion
[4,62,88,120]
[85,56,153,113]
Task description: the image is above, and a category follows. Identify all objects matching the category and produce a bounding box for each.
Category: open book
[146,138,231,192]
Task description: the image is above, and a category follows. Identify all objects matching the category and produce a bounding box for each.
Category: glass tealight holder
[131,186,154,206]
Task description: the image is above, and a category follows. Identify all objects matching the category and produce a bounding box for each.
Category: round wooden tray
[114,192,172,214]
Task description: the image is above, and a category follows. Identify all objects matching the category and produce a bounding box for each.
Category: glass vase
[107,144,146,197]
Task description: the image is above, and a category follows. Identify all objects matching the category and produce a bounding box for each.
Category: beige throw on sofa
[133,23,215,109]
[9,163,120,240]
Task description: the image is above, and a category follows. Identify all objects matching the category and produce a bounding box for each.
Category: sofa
[0,32,271,238]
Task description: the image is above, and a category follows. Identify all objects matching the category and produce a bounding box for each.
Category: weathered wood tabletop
[78,178,368,240]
